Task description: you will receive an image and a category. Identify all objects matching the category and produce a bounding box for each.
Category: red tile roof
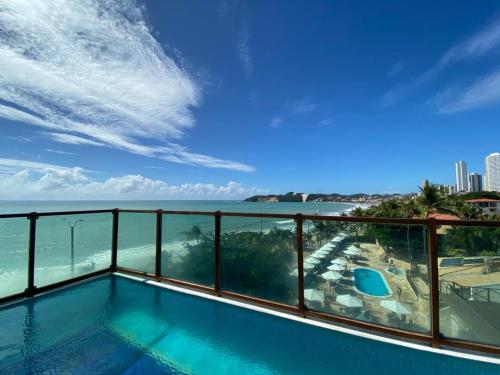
[427,213,460,220]
[465,198,500,203]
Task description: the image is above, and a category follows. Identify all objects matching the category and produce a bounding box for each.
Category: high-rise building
[468,172,482,193]
[455,160,468,192]
[485,153,500,192]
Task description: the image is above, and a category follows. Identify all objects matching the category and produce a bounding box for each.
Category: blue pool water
[353,268,392,297]
[0,275,498,374]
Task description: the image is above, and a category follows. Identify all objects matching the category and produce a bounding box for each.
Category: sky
[1,0,500,199]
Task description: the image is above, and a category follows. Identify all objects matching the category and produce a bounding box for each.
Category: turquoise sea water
[0,274,497,374]
[0,200,354,298]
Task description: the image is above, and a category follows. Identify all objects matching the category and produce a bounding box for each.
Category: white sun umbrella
[310,252,326,259]
[321,270,343,281]
[304,289,325,303]
[327,263,345,271]
[331,237,343,243]
[316,249,330,256]
[303,262,316,270]
[305,257,321,264]
[380,300,412,315]
[336,294,363,308]
[344,248,361,256]
[331,257,348,265]
[347,245,361,252]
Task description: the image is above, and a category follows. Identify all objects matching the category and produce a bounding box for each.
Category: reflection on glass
[220,216,298,306]
[438,225,500,346]
[161,214,215,287]
[35,213,112,287]
[303,220,430,333]
[0,217,28,298]
[117,213,155,274]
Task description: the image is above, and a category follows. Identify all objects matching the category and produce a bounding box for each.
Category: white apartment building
[455,160,468,192]
[485,153,500,192]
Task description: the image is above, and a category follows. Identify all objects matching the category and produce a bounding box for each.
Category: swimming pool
[353,267,392,297]
[0,274,498,374]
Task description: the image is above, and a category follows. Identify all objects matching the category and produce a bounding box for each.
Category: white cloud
[45,149,77,155]
[0,0,254,172]
[381,17,500,107]
[0,157,78,173]
[0,163,267,200]
[430,68,500,113]
[270,117,284,128]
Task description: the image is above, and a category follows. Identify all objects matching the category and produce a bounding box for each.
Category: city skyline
[2,1,500,199]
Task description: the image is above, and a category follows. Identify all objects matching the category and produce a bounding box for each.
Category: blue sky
[1,0,500,199]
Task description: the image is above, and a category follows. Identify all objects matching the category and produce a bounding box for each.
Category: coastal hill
[244,192,408,204]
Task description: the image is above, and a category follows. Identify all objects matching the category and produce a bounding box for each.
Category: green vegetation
[173,226,297,304]
[351,182,499,220]
[352,182,500,257]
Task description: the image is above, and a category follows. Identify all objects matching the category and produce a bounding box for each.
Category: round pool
[353,268,392,297]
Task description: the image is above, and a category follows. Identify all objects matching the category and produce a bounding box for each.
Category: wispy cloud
[0,0,254,172]
[290,97,317,114]
[237,26,253,76]
[270,117,284,128]
[317,119,333,126]
[381,17,500,107]
[45,149,77,156]
[387,61,405,77]
[430,68,500,113]
[0,158,266,199]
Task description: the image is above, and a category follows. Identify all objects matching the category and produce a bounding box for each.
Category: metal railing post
[25,212,37,296]
[296,213,305,317]
[214,211,221,295]
[111,209,119,271]
[428,218,440,347]
[156,210,163,278]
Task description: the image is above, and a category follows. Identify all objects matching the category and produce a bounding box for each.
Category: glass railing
[220,215,298,306]
[0,217,28,298]
[1,209,499,356]
[161,213,215,287]
[303,219,430,333]
[438,224,500,347]
[117,212,156,274]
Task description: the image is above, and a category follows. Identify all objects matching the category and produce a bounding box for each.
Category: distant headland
[243,192,410,204]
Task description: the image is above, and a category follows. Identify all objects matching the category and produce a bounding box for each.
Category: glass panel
[438,225,500,346]
[35,213,112,287]
[117,213,156,274]
[303,220,430,333]
[220,216,297,306]
[161,214,214,287]
[0,217,28,298]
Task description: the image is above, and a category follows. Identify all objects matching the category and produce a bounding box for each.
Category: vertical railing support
[156,209,163,278]
[25,212,37,296]
[111,209,119,272]
[214,211,221,296]
[428,218,440,347]
[296,213,305,317]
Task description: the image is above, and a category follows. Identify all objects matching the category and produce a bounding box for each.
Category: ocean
[0,200,355,298]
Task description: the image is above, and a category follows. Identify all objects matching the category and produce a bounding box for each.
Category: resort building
[468,172,483,193]
[465,198,500,216]
[485,152,500,192]
[455,160,468,193]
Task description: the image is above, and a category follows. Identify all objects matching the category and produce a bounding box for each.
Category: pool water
[0,275,498,374]
[353,268,392,297]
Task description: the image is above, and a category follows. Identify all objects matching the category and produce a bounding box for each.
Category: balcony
[1,209,500,373]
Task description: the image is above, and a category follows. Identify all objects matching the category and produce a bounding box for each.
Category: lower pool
[353,267,392,297]
[0,274,497,374]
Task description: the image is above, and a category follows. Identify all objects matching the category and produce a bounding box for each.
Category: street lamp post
[63,219,83,277]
